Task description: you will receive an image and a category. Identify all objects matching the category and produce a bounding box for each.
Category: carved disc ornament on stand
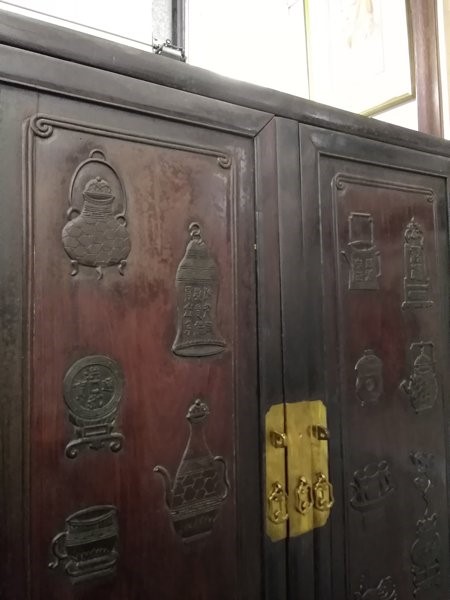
[63,355,124,458]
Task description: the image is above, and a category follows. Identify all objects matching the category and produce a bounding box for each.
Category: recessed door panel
[26,101,259,600]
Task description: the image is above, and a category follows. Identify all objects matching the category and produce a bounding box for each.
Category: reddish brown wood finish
[27,99,258,600]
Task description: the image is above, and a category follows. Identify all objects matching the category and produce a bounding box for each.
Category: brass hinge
[265,400,333,541]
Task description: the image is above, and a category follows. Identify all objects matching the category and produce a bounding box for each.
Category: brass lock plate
[265,400,332,540]
[265,403,287,542]
[286,400,331,537]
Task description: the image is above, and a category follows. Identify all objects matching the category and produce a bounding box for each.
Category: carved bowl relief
[49,505,119,584]
[62,149,131,279]
[350,460,394,512]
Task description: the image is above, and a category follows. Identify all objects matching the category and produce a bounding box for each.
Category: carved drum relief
[342,212,381,290]
[63,355,124,458]
[400,342,438,414]
[353,576,398,600]
[355,349,383,406]
[62,149,131,279]
[350,460,394,512]
[49,505,119,584]
[172,222,226,357]
[402,218,433,308]
[154,398,229,542]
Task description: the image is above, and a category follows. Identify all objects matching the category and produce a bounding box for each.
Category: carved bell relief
[154,398,230,542]
[63,355,124,458]
[342,212,381,290]
[49,505,119,584]
[62,149,131,279]
[355,349,383,406]
[172,222,226,357]
[400,342,438,413]
[402,217,433,308]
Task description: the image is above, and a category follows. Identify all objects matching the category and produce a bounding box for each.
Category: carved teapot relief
[154,398,229,542]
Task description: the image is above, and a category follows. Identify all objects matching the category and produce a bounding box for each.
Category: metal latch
[265,400,334,541]
[152,38,186,62]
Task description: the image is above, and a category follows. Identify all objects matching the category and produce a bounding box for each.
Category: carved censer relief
[154,398,229,542]
[350,460,394,512]
[172,222,226,357]
[62,149,131,279]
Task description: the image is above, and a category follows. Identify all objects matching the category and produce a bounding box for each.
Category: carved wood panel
[26,103,258,600]
[319,161,449,599]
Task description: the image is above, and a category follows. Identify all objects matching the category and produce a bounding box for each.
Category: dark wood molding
[1,10,450,153]
[410,0,443,136]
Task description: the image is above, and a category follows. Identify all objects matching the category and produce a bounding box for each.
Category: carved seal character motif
[62,149,131,279]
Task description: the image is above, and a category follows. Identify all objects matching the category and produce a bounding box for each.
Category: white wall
[0,0,154,49]
[186,0,309,98]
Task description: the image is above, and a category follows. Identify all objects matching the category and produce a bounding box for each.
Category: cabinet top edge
[1,9,450,155]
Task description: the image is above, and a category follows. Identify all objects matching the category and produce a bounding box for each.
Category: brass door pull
[313,472,335,511]
[268,481,289,524]
[295,476,313,515]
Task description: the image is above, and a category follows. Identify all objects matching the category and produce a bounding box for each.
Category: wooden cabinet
[0,10,448,600]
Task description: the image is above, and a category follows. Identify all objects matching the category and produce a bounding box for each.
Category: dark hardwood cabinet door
[296,125,450,600]
[0,87,261,600]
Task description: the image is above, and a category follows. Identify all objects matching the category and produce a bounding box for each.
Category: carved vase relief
[49,505,119,584]
[402,218,433,308]
[410,452,441,596]
[400,342,438,413]
[62,149,131,279]
[353,576,398,600]
[342,212,381,290]
[172,222,226,357]
[355,349,383,406]
[63,355,124,458]
[154,398,230,542]
[350,460,394,512]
